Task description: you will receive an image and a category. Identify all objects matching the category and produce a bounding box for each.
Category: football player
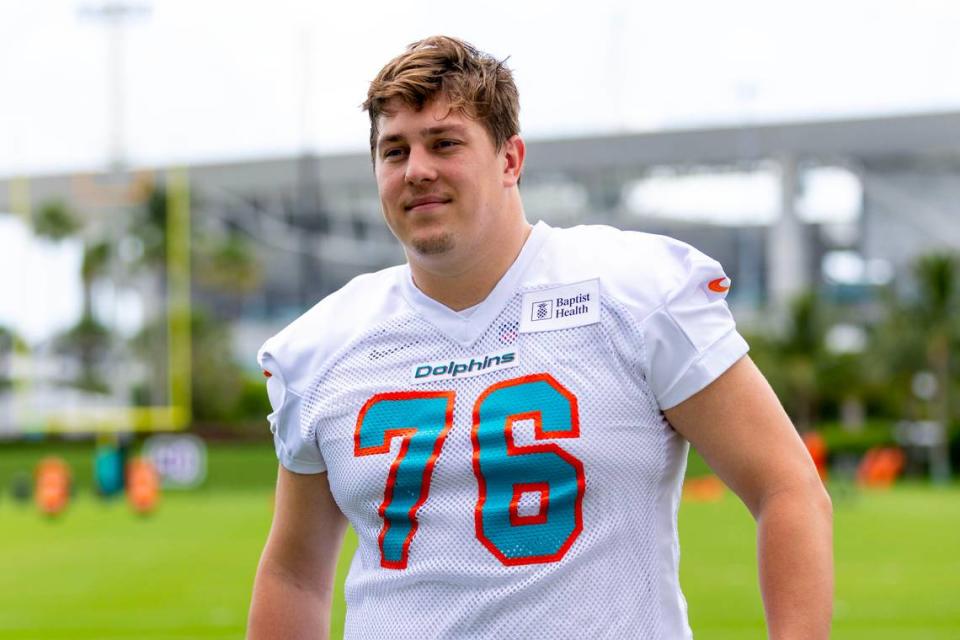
[247,35,832,639]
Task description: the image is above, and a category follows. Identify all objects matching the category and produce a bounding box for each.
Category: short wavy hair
[363,35,520,158]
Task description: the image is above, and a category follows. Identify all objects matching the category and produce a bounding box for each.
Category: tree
[912,253,959,429]
[778,292,825,431]
[865,252,960,481]
[55,314,111,393]
[33,201,80,241]
[0,326,17,390]
[872,253,960,423]
[54,239,114,393]
[29,200,114,392]
[749,290,872,431]
[129,309,248,425]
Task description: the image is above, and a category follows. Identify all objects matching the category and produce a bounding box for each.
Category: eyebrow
[377,125,469,149]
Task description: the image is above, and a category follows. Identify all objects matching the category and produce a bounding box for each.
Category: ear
[501,134,525,187]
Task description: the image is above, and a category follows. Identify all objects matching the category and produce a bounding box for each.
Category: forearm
[756,480,834,639]
[247,560,333,640]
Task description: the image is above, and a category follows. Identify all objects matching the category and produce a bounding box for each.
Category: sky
[1,0,960,175]
[1,0,959,342]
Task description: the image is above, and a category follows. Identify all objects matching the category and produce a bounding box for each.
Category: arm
[248,466,348,640]
[664,355,833,640]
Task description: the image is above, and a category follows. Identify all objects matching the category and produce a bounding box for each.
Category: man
[248,36,832,639]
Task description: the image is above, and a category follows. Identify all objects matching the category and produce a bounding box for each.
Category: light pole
[78,1,151,172]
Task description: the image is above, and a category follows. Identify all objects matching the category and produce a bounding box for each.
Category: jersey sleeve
[258,347,327,474]
[641,241,749,410]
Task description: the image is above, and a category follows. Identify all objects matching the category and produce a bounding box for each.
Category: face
[374,96,522,267]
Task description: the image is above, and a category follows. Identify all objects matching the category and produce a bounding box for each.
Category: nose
[404,145,437,185]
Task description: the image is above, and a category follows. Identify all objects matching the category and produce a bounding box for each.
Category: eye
[382,147,406,160]
[436,139,461,150]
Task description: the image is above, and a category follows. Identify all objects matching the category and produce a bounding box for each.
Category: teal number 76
[354,374,585,569]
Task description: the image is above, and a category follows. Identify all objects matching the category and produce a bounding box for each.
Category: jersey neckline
[398,220,551,348]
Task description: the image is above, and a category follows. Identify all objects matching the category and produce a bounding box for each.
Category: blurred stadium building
[2,109,960,347]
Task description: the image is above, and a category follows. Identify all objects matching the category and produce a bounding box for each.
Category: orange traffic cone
[35,457,71,517]
[126,457,160,515]
[802,431,829,482]
[857,447,905,488]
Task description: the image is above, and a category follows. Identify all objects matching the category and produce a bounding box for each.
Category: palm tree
[912,254,958,482]
[779,292,824,431]
[193,232,262,317]
[55,238,114,392]
[30,200,113,391]
[870,252,959,482]
[750,290,873,432]
[912,253,958,429]
[33,201,80,241]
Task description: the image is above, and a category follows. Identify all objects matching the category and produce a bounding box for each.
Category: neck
[408,216,533,311]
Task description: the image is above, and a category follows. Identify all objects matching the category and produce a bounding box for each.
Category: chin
[410,231,455,256]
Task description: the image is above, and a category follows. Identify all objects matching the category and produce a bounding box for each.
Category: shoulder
[532,225,744,410]
[258,265,408,395]
[533,223,723,316]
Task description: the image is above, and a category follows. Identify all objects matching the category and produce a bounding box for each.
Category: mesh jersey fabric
[258,221,749,640]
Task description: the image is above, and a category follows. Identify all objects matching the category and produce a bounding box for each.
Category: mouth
[405,196,452,212]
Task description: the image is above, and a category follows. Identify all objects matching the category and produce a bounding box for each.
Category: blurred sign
[143,434,207,489]
[894,420,951,483]
[895,420,946,447]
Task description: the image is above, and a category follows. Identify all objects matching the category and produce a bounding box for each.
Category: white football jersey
[259,222,748,639]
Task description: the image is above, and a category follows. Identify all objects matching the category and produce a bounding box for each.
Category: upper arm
[664,356,822,517]
[260,466,348,592]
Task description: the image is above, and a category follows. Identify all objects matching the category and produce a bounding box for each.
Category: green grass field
[1,442,958,639]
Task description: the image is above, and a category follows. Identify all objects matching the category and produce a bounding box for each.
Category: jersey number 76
[354,373,585,569]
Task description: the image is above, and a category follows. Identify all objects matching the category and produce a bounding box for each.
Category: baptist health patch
[519,279,600,333]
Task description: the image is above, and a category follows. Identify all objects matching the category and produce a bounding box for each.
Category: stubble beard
[411,231,455,256]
